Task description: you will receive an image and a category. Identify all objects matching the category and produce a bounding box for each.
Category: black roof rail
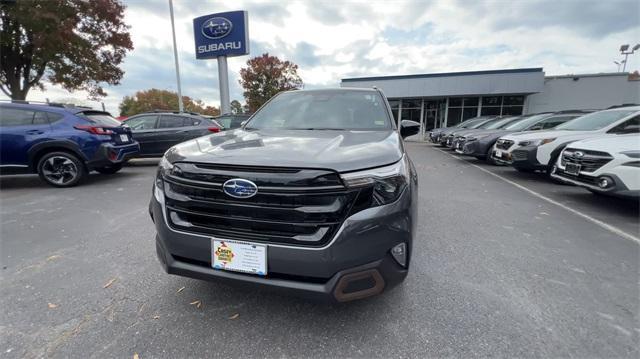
[149,109,203,116]
[606,103,639,109]
[553,109,595,114]
[0,99,93,109]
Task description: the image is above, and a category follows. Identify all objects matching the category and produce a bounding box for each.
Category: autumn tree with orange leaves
[0,0,133,100]
[118,89,220,117]
[239,53,303,112]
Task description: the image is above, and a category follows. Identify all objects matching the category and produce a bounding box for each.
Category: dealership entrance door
[421,99,446,139]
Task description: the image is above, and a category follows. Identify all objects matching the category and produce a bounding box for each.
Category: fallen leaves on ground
[153,315,160,319]
[177,286,185,293]
[46,255,61,261]
[190,300,202,309]
[48,303,58,309]
[133,353,139,359]
[103,278,117,289]
[229,313,239,320]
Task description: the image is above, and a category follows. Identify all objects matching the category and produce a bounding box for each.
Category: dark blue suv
[0,101,140,187]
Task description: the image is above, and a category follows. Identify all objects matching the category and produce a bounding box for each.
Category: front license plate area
[565,163,581,176]
[212,239,267,276]
[119,134,129,142]
[494,150,503,158]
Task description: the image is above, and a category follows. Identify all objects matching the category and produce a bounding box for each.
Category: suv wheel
[95,164,123,175]
[37,151,86,187]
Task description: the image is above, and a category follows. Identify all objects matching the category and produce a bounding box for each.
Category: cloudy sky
[13,0,640,115]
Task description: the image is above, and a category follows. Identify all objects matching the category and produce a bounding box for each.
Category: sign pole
[194,10,249,115]
[168,0,184,113]
[217,56,230,115]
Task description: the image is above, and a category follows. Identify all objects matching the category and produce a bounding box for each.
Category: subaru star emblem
[223,178,258,198]
[201,17,232,39]
[573,151,585,158]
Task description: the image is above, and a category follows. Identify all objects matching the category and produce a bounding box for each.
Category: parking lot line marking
[431,147,640,244]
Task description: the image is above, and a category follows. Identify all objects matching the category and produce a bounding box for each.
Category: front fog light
[598,177,613,189]
[391,243,407,267]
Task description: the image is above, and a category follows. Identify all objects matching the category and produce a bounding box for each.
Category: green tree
[118,89,220,117]
[0,0,133,100]
[230,99,244,114]
[239,53,303,112]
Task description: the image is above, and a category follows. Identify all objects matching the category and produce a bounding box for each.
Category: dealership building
[340,68,639,138]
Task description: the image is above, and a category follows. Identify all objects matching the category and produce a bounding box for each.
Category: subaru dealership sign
[193,11,249,59]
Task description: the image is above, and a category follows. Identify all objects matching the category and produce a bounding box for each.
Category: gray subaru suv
[150,88,419,302]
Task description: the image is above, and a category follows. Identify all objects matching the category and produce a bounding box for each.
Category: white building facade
[340,68,639,138]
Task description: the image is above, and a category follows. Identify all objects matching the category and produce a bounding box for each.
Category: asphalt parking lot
[1,142,638,358]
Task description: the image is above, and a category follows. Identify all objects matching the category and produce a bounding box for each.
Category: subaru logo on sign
[201,17,232,39]
[223,178,258,198]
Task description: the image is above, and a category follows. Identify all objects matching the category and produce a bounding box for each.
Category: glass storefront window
[402,99,421,108]
[502,106,524,115]
[401,108,421,122]
[463,97,479,106]
[463,107,479,120]
[482,96,502,106]
[480,106,501,116]
[503,96,524,105]
[447,108,462,126]
[449,98,463,107]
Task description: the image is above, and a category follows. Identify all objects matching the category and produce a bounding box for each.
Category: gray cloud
[462,0,639,38]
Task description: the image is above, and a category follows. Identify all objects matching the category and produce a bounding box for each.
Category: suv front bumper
[551,168,639,199]
[510,145,547,171]
[150,184,416,303]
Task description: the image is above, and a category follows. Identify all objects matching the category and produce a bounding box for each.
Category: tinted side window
[183,117,201,126]
[0,108,35,126]
[47,113,64,123]
[33,111,49,125]
[125,115,158,130]
[608,116,640,134]
[158,115,186,128]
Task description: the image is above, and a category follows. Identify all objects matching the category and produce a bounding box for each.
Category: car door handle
[26,130,44,135]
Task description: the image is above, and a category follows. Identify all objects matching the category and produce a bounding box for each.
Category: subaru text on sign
[193,10,249,59]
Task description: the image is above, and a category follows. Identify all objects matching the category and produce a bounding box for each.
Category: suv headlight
[341,155,410,206]
[621,150,640,158]
[518,138,555,146]
[154,155,174,204]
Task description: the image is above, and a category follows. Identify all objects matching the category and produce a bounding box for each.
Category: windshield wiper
[291,128,345,130]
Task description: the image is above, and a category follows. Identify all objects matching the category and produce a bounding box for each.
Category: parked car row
[430,106,640,199]
[0,100,250,187]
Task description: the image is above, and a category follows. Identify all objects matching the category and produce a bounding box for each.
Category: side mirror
[529,124,543,131]
[400,120,420,139]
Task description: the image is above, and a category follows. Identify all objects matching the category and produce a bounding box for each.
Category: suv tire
[37,151,86,187]
[95,164,123,174]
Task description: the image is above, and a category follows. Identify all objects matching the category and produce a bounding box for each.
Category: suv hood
[568,134,639,152]
[165,128,403,173]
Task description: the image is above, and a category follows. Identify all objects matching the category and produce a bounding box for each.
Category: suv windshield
[473,118,502,129]
[80,112,122,127]
[246,90,391,130]
[484,116,519,130]
[554,110,635,131]
[504,114,551,131]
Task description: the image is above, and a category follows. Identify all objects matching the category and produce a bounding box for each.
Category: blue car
[0,101,140,187]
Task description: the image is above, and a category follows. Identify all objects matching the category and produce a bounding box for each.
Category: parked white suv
[490,106,640,174]
[551,134,640,199]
